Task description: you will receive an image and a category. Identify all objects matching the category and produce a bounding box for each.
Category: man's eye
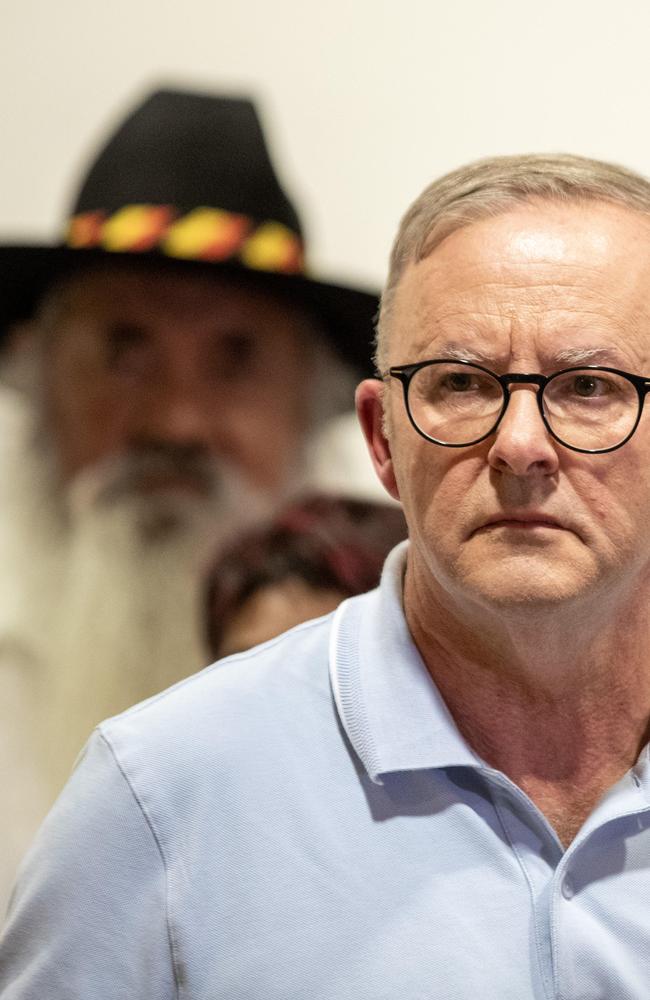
[445,373,474,391]
[438,372,490,394]
[211,331,259,378]
[572,375,608,397]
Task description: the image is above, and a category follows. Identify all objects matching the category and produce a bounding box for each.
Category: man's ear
[355,379,400,501]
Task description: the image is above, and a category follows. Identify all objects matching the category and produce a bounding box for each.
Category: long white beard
[0,390,287,898]
[39,494,218,789]
[0,376,372,912]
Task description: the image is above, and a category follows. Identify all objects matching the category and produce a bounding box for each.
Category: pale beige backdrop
[2,0,648,289]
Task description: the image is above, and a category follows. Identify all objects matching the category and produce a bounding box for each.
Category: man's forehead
[41,262,315,329]
[389,200,650,347]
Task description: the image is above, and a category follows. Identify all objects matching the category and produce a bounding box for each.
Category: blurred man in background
[0,86,378,909]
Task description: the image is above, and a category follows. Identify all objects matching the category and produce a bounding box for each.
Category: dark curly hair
[205,493,406,657]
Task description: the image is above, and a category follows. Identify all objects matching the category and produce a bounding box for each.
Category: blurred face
[215,577,345,658]
[40,265,315,498]
[358,200,650,616]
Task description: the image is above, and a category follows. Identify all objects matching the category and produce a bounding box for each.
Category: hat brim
[0,244,379,377]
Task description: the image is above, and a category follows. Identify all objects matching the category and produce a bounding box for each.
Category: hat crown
[70,88,302,236]
[0,85,378,376]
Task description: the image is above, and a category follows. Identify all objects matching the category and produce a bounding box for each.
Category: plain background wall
[2,0,650,290]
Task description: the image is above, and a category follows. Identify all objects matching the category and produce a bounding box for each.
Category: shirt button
[561,876,574,900]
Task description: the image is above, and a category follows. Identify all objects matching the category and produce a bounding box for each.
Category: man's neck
[404,565,650,847]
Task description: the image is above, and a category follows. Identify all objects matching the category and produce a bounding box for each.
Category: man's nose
[487,386,560,476]
[134,373,217,448]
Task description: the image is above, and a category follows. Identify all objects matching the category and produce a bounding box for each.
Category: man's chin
[456,555,600,612]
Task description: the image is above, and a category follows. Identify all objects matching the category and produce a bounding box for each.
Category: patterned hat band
[66,205,306,275]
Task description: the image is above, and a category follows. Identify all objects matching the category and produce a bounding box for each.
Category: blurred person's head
[24,261,337,542]
[205,493,407,658]
[3,88,376,542]
[0,87,377,792]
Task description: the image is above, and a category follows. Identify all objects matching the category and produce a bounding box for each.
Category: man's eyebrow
[435,343,629,366]
[552,346,624,366]
[433,343,495,364]
[423,343,630,370]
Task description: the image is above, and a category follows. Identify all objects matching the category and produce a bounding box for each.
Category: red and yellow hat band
[66,205,305,275]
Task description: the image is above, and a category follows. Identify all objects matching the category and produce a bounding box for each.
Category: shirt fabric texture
[2,542,650,999]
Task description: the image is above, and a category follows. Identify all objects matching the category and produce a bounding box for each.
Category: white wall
[3,0,650,289]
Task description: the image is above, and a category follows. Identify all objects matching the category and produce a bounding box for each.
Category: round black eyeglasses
[384,359,650,454]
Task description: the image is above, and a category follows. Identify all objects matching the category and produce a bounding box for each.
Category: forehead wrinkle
[391,247,650,367]
[406,308,512,362]
[413,275,650,336]
[402,297,650,370]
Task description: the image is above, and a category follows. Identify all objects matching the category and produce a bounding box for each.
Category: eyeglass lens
[407,363,640,450]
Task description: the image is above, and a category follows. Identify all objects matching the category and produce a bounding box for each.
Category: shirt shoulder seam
[97,729,181,1000]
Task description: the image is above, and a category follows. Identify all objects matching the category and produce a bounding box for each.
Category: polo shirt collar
[330,542,481,784]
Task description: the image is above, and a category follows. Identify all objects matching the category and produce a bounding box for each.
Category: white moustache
[66,449,222,516]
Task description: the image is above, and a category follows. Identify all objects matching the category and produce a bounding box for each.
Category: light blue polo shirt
[2,543,650,999]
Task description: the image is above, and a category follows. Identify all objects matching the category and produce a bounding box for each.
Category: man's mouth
[472,512,565,535]
[103,454,218,503]
[132,469,213,497]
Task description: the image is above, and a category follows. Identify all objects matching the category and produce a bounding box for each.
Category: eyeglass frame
[383,358,650,455]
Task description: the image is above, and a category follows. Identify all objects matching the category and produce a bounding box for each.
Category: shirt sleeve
[0,729,177,999]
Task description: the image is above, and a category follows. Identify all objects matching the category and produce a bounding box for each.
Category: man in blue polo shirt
[3,152,650,998]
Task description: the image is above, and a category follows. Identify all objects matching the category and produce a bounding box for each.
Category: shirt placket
[485,770,565,999]
[549,775,650,1000]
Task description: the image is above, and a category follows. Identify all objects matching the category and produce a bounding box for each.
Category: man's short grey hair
[375,152,650,371]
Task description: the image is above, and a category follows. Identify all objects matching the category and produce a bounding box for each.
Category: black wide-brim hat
[0,87,378,376]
